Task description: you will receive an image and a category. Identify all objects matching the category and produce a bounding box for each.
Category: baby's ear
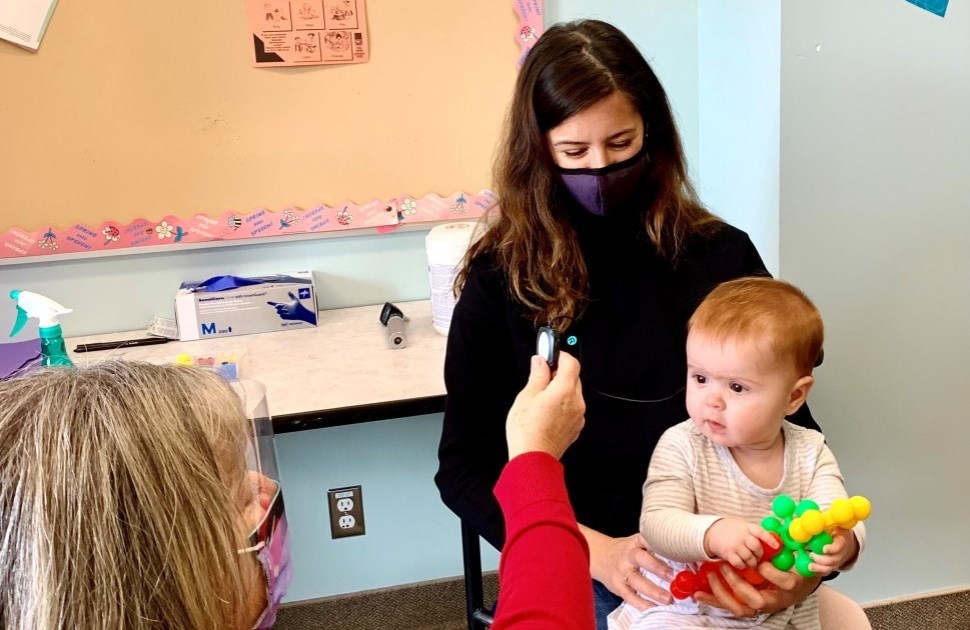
[787,376,814,414]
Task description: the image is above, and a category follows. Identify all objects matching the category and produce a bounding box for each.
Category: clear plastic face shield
[231,380,292,629]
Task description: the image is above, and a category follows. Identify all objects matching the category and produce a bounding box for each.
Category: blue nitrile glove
[267,292,316,324]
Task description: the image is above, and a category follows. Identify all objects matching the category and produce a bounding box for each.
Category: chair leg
[461,521,494,629]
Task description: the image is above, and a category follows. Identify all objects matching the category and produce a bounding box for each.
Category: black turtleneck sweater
[435,217,821,550]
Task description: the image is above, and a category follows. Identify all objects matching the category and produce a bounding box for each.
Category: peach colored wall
[0,1,518,232]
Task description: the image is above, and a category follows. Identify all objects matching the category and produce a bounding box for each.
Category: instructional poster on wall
[247,0,369,67]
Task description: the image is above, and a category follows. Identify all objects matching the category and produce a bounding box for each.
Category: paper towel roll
[425,221,481,336]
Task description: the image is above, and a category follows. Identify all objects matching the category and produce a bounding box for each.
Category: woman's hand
[693,561,821,617]
[583,528,674,610]
[506,353,585,460]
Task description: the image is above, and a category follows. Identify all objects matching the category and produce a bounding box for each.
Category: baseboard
[275,577,968,630]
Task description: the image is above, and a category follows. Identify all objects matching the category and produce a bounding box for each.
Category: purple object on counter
[0,338,42,380]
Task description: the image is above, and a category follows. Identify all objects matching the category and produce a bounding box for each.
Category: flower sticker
[450,193,468,215]
[102,225,120,244]
[38,227,58,251]
[398,197,417,222]
[280,210,301,229]
[337,207,353,226]
[155,221,174,239]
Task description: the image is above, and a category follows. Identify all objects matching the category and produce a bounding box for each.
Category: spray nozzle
[9,290,73,338]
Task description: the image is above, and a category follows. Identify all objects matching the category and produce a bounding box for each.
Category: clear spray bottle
[9,290,74,367]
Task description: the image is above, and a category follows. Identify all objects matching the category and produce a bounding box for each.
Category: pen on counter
[74,337,172,353]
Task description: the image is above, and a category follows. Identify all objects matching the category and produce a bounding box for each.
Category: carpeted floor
[275,577,968,630]
[865,588,968,630]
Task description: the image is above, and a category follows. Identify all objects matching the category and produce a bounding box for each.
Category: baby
[609,277,866,629]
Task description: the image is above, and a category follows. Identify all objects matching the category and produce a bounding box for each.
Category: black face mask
[556,145,649,217]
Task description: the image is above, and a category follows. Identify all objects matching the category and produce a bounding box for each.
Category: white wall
[698,0,781,274]
[780,0,970,602]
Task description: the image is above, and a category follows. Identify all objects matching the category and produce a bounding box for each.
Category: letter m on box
[201,322,217,335]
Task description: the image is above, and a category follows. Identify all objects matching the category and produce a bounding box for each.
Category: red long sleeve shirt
[491,452,595,630]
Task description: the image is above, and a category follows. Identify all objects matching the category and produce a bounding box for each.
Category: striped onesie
[608,420,866,629]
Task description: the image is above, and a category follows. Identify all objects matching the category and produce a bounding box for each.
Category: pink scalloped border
[0,3,542,262]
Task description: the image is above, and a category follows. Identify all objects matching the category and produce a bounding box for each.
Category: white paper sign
[0,0,59,51]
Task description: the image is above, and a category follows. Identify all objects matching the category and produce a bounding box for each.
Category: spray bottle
[9,290,74,367]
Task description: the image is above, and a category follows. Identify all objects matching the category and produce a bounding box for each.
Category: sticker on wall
[904,0,948,16]
[514,0,543,65]
[375,191,495,235]
[0,201,396,261]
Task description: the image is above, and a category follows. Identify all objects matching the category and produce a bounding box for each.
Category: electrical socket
[327,485,365,539]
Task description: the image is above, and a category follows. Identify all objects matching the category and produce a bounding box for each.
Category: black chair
[461,520,495,629]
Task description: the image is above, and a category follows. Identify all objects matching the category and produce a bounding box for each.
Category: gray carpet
[865,589,968,630]
[276,578,968,630]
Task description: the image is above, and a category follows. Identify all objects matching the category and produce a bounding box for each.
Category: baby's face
[685,332,803,451]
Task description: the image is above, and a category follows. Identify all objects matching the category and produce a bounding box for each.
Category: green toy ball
[780,527,802,551]
[795,499,820,516]
[773,495,796,519]
[808,531,833,555]
[761,516,783,534]
[794,549,815,577]
[773,549,796,571]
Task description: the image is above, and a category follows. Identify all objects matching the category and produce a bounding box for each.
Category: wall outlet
[327,485,365,538]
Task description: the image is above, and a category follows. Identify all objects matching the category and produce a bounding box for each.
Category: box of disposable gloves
[175,272,317,341]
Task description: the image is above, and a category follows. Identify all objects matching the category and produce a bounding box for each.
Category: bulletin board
[0,1,543,262]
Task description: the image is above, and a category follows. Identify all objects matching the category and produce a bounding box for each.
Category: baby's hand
[809,528,858,577]
[704,517,778,570]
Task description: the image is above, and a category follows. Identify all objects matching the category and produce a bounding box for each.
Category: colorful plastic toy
[174,352,241,381]
[670,493,872,599]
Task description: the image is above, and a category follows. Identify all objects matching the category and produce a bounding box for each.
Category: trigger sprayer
[9,290,74,367]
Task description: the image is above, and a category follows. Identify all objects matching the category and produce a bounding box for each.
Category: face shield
[232,380,292,629]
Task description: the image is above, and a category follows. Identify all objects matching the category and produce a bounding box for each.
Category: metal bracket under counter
[65,300,448,432]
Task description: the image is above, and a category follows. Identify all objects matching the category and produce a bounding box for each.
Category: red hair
[689,277,823,376]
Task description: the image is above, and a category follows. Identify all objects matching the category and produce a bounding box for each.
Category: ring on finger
[624,568,638,584]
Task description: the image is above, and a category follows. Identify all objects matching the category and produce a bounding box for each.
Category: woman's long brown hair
[458,20,720,327]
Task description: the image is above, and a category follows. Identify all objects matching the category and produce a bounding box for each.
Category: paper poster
[0,0,58,51]
[904,0,948,17]
[247,0,369,67]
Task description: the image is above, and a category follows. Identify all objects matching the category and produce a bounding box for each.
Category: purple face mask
[557,145,649,217]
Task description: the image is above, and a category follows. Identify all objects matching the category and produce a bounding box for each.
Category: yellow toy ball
[829,498,854,526]
[800,509,825,536]
[849,496,872,520]
[789,520,811,543]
